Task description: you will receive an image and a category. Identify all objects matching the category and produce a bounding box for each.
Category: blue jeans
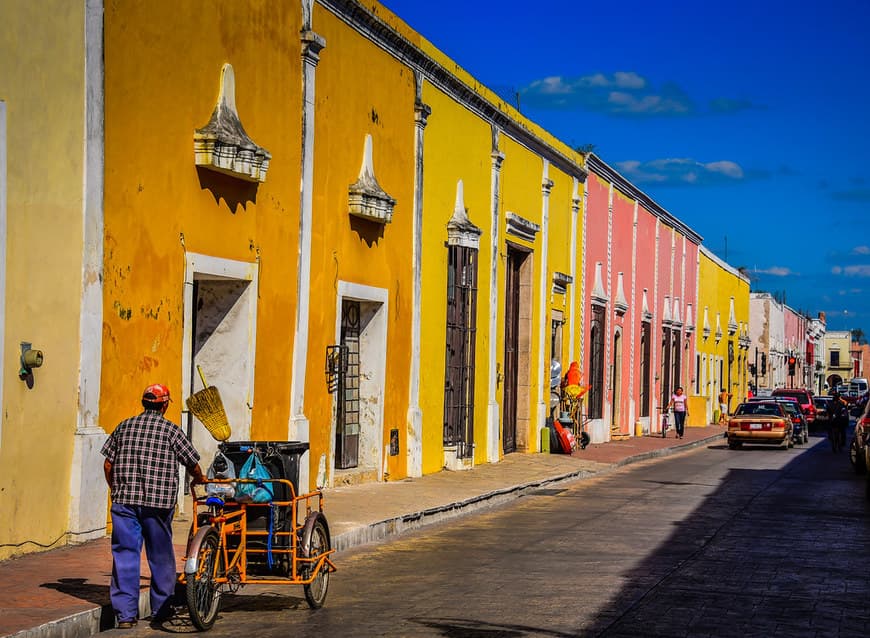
[673,410,686,437]
[109,503,176,622]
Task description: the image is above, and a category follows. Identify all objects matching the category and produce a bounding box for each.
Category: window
[443,245,479,457]
[830,350,840,367]
[639,322,651,416]
[588,305,606,419]
[695,353,701,395]
[660,328,672,405]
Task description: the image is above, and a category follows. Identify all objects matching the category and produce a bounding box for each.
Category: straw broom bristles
[186,366,232,442]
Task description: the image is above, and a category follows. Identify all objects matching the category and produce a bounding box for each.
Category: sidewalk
[1,425,726,638]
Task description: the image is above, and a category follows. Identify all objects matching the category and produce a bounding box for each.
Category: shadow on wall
[197,167,259,214]
[350,215,385,247]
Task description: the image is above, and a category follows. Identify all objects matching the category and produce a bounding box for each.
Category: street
[130,432,869,637]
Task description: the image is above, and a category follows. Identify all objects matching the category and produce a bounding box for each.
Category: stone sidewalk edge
[9,431,724,638]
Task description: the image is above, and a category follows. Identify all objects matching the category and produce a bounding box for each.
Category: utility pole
[754,347,759,391]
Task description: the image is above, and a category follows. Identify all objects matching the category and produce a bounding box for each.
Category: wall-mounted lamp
[19,342,44,380]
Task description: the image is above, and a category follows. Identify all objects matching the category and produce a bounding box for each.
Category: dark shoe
[117,620,137,629]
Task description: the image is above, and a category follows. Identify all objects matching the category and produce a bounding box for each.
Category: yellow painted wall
[548,170,577,363]
[309,6,416,480]
[0,0,86,559]
[499,136,548,449]
[102,3,303,443]
[418,84,493,473]
[693,250,750,423]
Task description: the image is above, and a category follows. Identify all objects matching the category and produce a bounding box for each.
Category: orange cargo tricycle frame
[180,477,337,630]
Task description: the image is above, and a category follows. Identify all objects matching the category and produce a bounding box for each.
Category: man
[828,391,849,452]
[717,388,731,424]
[101,384,204,628]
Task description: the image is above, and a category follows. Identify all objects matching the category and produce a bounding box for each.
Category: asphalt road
[122,431,870,637]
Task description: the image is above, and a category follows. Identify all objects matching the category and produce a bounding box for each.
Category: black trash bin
[214,441,310,572]
[219,440,309,502]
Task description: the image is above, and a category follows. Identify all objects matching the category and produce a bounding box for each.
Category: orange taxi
[727,401,793,450]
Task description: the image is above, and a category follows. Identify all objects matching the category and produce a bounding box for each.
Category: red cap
[142,383,171,404]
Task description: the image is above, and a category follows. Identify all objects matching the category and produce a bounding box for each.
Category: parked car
[771,388,815,425]
[813,396,833,428]
[776,399,809,445]
[727,401,793,450]
[850,400,870,474]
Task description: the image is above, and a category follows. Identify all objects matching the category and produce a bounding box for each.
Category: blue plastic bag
[234,452,274,503]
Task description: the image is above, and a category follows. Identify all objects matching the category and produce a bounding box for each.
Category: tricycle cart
[181,441,336,630]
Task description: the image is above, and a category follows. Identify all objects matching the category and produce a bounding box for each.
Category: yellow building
[101,2,305,492]
[310,1,586,479]
[2,0,588,558]
[693,246,751,423]
[0,1,106,559]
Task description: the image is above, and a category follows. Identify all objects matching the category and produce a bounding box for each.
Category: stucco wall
[0,0,87,559]
[102,2,303,454]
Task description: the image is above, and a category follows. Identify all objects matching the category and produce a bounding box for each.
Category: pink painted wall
[610,191,634,434]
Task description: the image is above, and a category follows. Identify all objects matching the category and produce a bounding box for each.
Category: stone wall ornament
[614,272,629,315]
[348,134,396,224]
[446,180,481,248]
[194,63,271,183]
[591,261,608,306]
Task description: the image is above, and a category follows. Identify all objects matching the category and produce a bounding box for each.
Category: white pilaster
[487,136,505,463]
[69,0,108,543]
[536,162,553,445]
[406,90,430,478]
[290,29,326,494]
[568,179,580,359]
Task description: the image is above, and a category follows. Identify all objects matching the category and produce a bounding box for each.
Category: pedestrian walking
[101,383,204,629]
[667,386,689,438]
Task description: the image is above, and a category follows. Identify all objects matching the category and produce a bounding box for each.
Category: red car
[772,388,815,424]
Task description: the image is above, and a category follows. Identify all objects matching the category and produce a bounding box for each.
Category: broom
[186,366,232,441]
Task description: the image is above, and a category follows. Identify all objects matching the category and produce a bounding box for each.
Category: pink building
[583,156,701,441]
[783,305,809,389]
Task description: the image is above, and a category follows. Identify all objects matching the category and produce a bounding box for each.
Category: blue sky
[381,0,870,337]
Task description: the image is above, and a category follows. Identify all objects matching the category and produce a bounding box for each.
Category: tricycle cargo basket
[219,441,309,502]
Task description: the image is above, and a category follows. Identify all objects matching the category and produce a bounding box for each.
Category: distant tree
[736,266,758,283]
[574,143,597,154]
[851,328,867,345]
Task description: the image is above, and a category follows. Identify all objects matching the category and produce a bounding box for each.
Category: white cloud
[614,157,745,186]
[754,266,795,277]
[852,245,870,255]
[520,72,693,116]
[844,265,870,277]
[831,266,843,275]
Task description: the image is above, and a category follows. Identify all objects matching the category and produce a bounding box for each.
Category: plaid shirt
[101,409,200,509]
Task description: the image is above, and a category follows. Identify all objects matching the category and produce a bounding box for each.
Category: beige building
[0,1,107,559]
[823,331,854,391]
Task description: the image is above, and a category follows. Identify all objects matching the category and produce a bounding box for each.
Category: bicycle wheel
[186,529,223,630]
[302,517,331,609]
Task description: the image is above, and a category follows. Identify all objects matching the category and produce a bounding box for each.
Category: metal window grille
[639,322,651,416]
[336,300,360,469]
[588,306,605,419]
[661,327,672,405]
[443,245,478,457]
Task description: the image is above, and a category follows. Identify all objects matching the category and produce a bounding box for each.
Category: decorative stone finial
[194,64,271,182]
[447,180,481,248]
[348,134,396,223]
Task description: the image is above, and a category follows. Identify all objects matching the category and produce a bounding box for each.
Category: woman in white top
[667,386,689,439]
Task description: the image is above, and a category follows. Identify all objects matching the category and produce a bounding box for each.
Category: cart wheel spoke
[186,529,223,630]
[302,518,330,609]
